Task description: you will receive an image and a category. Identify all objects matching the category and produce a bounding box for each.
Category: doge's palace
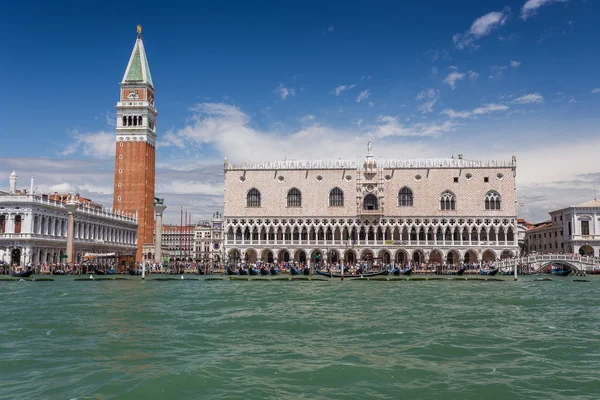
[223,145,519,267]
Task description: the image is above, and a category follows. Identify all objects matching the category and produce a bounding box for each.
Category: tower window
[122,116,127,126]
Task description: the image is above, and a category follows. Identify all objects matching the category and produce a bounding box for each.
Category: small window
[316,175,323,182]
[117,182,122,187]
[119,142,124,147]
[465,173,472,180]
[119,155,123,160]
[484,177,489,183]
[453,177,459,183]
[117,196,121,201]
[345,175,352,181]
[398,187,413,206]
[118,169,122,173]
[415,175,422,181]
[278,176,285,182]
[239,176,246,182]
[497,173,504,180]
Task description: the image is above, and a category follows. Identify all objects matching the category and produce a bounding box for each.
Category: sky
[0,0,599,224]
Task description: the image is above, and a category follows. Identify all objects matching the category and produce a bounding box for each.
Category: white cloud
[444,71,466,89]
[328,25,334,32]
[371,117,455,138]
[510,60,521,68]
[300,114,316,123]
[442,103,508,119]
[416,88,440,113]
[274,83,295,100]
[432,67,438,75]
[453,8,511,50]
[591,88,600,94]
[368,101,375,108]
[332,84,356,96]
[468,71,479,80]
[356,90,371,103]
[521,0,569,20]
[514,93,544,104]
[62,131,115,159]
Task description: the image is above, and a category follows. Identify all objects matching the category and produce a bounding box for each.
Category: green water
[1,276,599,399]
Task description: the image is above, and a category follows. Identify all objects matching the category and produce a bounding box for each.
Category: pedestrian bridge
[498,254,600,273]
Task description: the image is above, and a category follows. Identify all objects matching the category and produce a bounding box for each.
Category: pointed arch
[440,191,456,210]
[485,191,501,210]
[363,194,378,210]
[246,188,261,207]
[329,187,344,207]
[287,188,302,207]
[398,187,413,206]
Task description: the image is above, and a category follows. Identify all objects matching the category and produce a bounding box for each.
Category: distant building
[223,147,519,266]
[193,212,224,263]
[0,171,138,266]
[524,200,600,257]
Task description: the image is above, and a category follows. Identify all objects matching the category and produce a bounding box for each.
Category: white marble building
[193,212,224,263]
[223,147,519,266]
[525,200,600,257]
[0,171,138,266]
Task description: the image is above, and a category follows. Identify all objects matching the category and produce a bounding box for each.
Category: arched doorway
[311,250,323,266]
[464,249,478,264]
[395,250,408,265]
[500,250,513,259]
[482,250,496,262]
[279,249,290,262]
[446,250,460,265]
[245,249,258,264]
[261,249,274,263]
[380,250,391,265]
[295,250,307,264]
[579,245,594,256]
[327,250,339,264]
[11,248,21,265]
[412,250,424,264]
[360,249,374,265]
[344,250,356,264]
[228,249,241,264]
[429,250,442,264]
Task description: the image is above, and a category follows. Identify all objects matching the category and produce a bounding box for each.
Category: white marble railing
[226,157,516,171]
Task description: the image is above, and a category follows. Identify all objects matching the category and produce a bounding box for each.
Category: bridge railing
[497,254,599,270]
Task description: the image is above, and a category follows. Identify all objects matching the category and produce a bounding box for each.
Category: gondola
[11,270,33,278]
[260,267,270,276]
[392,266,412,276]
[270,267,280,275]
[315,269,388,278]
[93,268,106,275]
[248,267,260,276]
[290,266,302,275]
[52,270,66,275]
[238,267,249,275]
[456,266,466,276]
[479,268,499,276]
[303,267,311,276]
[226,267,238,275]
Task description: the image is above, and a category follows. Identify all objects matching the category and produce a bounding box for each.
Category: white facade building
[193,212,224,263]
[223,148,519,266]
[525,200,600,257]
[0,172,138,266]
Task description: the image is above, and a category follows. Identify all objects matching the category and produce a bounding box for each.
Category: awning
[83,252,117,259]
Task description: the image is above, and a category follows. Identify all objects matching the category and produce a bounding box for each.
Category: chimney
[458,154,463,160]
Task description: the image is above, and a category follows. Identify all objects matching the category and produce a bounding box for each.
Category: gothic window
[363,194,378,210]
[485,191,501,210]
[398,187,413,206]
[329,187,344,207]
[440,191,456,210]
[287,188,302,207]
[246,189,261,207]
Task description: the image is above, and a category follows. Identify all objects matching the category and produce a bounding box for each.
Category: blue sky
[0,0,598,223]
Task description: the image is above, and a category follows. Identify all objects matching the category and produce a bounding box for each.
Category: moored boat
[238,267,249,275]
[93,268,106,275]
[248,266,259,276]
[128,269,142,276]
[303,267,311,276]
[551,268,570,276]
[226,267,238,275]
[260,267,270,276]
[315,269,388,278]
[270,267,280,275]
[290,266,301,275]
[10,270,33,278]
[479,268,499,276]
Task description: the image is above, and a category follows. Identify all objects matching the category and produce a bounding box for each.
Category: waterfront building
[141,212,224,264]
[223,147,519,266]
[0,172,138,266]
[524,200,600,257]
[193,212,224,263]
[113,25,157,262]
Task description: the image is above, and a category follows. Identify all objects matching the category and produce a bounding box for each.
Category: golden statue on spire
[137,25,142,37]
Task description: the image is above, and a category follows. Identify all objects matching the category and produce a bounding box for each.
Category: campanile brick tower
[113,25,157,261]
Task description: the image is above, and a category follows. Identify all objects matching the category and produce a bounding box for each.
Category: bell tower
[113,25,157,261]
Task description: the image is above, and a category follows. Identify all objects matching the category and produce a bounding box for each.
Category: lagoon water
[1,276,599,399]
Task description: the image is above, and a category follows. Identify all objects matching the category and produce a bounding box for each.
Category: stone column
[154,204,167,264]
[65,199,79,264]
